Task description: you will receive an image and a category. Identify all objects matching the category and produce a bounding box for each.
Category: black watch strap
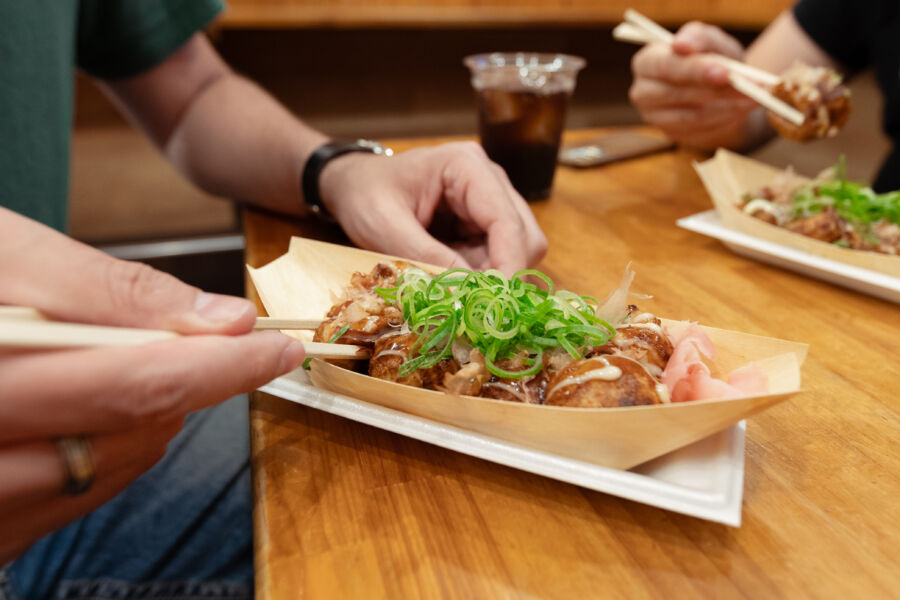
[301,140,392,219]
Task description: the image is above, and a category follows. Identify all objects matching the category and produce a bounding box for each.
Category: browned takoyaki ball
[313,260,415,346]
[545,355,664,408]
[313,306,402,346]
[785,206,843,242]
[369,332,458,390]
[481,372,549,405]
[479,354,560,404]
[590,317,673,375]
[350,260,415,291]
[768,63,851,142]
[442,351,489,396]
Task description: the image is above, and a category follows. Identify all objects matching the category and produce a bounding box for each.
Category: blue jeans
[2,395,253,600]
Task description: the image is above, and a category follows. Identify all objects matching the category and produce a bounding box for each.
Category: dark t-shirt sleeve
[77,0,224,80]
[793,0,869,70]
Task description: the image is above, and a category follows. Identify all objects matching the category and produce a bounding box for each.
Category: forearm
[163,73,327,215]
[101,34,328,215]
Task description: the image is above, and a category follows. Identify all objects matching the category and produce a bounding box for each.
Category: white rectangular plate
[678,210,900,304]
[260,369,746,526]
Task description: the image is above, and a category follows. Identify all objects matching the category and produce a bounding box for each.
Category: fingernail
[279,340,307,372]
[194,292,252,323]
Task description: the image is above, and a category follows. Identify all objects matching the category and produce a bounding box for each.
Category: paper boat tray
[694,149,900,278]
[248,237,808,471]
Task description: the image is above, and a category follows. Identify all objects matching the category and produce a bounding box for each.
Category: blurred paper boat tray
[694,149,900,279]
[248,237,808,474]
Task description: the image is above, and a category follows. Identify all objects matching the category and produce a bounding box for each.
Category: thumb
[81,259,257,335]
[0,210,255,335]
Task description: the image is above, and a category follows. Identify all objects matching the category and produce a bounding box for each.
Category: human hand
[318,141,548,275]
[0,208,305,562]
[629,22,761,150]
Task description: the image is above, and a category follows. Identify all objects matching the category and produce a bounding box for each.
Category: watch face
[356,139,393,156]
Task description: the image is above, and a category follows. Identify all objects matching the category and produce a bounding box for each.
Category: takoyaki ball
[871,221,900,255]
[369,333,423,387]
[479,356,551,404]
[312,305,401,371]
[350,260,416,292]
[748,208,778,225]
[786,206,842,242]
[369,333,458,390]
[768,63,851,142]
[314,260,413,348]
[420,358,459,391]
[589,313,673,375]
[442,356,489,397]
[313,307,402,346]
[840,224,877,252]
[545,356,663,408]
[480,375,543,405]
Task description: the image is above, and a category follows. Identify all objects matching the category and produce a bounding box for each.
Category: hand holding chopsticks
[0,307,365,360]
[616,9,804,126]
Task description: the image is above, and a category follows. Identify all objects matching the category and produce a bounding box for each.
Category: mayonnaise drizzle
[621,322,664,335]
[629,312,657,324]
[482,381,527,403]
[655,383,671,404]
[546,357,623,399]
[643,363,663,377]
[743,198,776,215]
[372,348,407,361]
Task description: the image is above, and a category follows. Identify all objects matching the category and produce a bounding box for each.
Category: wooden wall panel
[218,0,793,29]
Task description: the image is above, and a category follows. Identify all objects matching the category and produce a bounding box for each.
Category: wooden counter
[245,128,899,599]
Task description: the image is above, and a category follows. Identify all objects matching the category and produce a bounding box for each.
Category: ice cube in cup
[480,88,526,124]
[525,91,569,145]
[464,52,585,201]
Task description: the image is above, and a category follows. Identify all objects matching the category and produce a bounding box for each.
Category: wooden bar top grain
[244,128,900,599]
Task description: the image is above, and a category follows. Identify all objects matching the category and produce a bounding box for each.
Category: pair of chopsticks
[614,9,805,126]
[0,307,367,360]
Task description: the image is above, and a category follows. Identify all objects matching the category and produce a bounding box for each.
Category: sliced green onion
[374,267,615,380]
[304,323,352,369]
[327,324,351,344]
[791,155,900,227]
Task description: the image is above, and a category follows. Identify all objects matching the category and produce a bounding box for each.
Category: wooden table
[245,128,899,599]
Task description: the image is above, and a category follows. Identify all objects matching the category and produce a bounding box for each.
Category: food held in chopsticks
[739,158,900,254]
[312,262,768,407]
[767,61,851,142]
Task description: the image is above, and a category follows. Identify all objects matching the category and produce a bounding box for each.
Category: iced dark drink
[465,53,585,201]
[477,89,570,200]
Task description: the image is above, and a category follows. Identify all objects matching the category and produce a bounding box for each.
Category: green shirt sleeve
[76,0,224,80]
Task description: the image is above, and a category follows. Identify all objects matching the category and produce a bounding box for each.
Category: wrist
[317,152,368,217]
[301,140,392,219]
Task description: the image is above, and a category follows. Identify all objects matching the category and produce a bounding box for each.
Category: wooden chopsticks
[614,9,805,126]
[0,307,364,359]
[253,316,323,331]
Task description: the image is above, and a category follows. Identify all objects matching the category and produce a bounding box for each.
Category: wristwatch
[301,139,393,219]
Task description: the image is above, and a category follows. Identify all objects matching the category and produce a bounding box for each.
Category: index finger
[0,331,305,443]
[632,43,729,87]
[439,144,547,275]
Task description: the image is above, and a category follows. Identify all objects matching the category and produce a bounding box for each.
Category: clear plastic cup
[464,52,586,201]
